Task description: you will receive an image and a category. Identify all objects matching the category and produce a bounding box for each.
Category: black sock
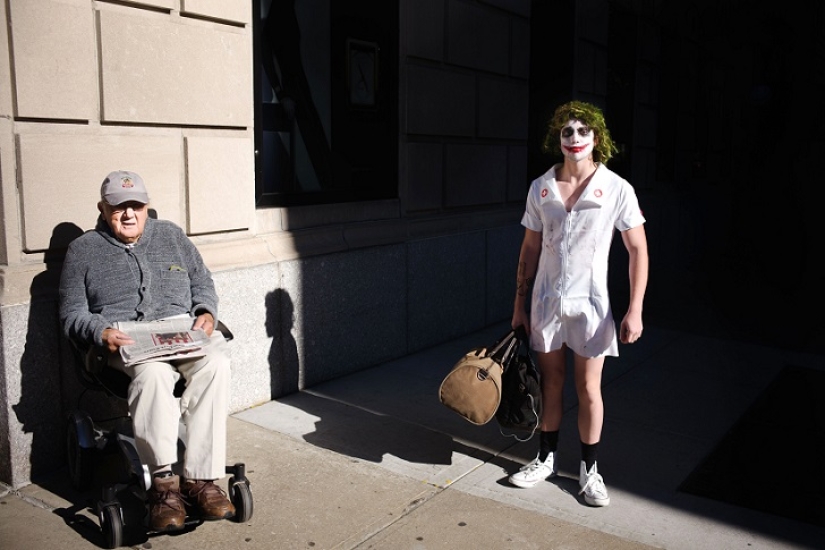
[581,441,598,471]
[538,430,559,462]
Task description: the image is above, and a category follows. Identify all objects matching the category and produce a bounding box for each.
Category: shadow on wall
[266,288,300,398]
[12,222,85,482]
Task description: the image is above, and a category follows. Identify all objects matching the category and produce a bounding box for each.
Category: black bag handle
[500,325,530,372]
[488,329,518,364]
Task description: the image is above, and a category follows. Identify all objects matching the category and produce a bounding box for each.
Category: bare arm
[619,224,648,343]
[512,228,542,331]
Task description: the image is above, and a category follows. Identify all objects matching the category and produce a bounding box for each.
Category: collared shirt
[521,163,645,357]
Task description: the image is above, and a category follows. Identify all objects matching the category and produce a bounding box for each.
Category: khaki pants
[110,332,231,480]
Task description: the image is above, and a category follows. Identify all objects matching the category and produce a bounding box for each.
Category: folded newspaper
[115,317,209,366]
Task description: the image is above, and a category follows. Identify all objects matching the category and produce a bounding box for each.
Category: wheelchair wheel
[99,503,124,549]
[229,477,253,523]
[67,411,95,491]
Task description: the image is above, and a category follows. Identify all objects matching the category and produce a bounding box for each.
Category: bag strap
[498,394,541,442]
[488,329,517,363]
[497,326,530,372]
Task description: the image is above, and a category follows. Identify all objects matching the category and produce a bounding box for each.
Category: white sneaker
[508,453,558,488]
[579,461,610,506]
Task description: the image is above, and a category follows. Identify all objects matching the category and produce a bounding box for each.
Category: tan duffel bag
[438,330,517,425]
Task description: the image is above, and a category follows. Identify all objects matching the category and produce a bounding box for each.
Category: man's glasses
[107,202,146,215]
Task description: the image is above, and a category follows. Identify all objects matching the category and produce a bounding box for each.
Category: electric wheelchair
[66,321,253,549]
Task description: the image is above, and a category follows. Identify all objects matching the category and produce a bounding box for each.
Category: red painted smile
[564,145,589,153]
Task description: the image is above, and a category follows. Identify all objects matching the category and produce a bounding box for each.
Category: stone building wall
[0,0,530,488]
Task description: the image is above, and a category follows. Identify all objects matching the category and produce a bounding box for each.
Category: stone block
[510,17,530,78]
[578,0,609,44]
[117,0,173,8]
[1,300,63,486]
[507,145,529,202]
[275,200,398,231]
[405,65,475,136]
[478,77,529,139]
[0,118,16,264]
[595,47,608,96]
[447,1,509,74]
[181,0,250,24]
[185,135,255,234]
[9,0,96,120]
[213,265,278,409]
[17,130,182,251]
[402,0,444,61]
[480,0,531,17]
[280,246,407,386]
[485,224,523,322]
[405,142,443,212]
[343,220,409,250]
[444,144,507,208]
[99,10,251,127]
[407,232,487,351]
[0,0,12,118]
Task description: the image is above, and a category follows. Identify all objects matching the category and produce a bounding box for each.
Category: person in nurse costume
[507,101,648,507]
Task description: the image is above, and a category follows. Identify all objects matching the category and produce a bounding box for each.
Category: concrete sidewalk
[2,322,824,549]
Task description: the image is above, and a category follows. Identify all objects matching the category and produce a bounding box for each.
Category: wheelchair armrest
[217,320,234,341]
[68,337,108,375]
[85,345,109,374]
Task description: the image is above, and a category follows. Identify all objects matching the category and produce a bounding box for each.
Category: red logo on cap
[121,177,134,188]
[541,189,548,198]
[594,189,602,198]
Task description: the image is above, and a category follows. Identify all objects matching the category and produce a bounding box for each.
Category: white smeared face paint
[560,119,595,162]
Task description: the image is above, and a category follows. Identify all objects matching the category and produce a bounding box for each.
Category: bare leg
[535,346,567,432]
[573,353,610,506]
[572,353,605,444]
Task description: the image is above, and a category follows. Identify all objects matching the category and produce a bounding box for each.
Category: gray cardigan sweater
[59,216,219,347]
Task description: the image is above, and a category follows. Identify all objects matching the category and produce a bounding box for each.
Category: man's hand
[512,308,530,333]
[101,328,135,354]
[619,310,643,344]
[192,312,215,337]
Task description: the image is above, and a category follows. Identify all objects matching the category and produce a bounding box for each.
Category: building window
[253,0,398,207]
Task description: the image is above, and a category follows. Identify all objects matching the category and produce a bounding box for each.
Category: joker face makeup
[560,119,595,162]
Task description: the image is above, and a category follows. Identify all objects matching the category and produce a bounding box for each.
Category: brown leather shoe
[148,473,186,532]
[182,479,236,520]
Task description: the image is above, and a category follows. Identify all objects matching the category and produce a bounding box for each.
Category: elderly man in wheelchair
[59,170,238,535]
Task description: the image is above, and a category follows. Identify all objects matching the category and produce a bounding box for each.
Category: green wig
[542,100,618,165]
